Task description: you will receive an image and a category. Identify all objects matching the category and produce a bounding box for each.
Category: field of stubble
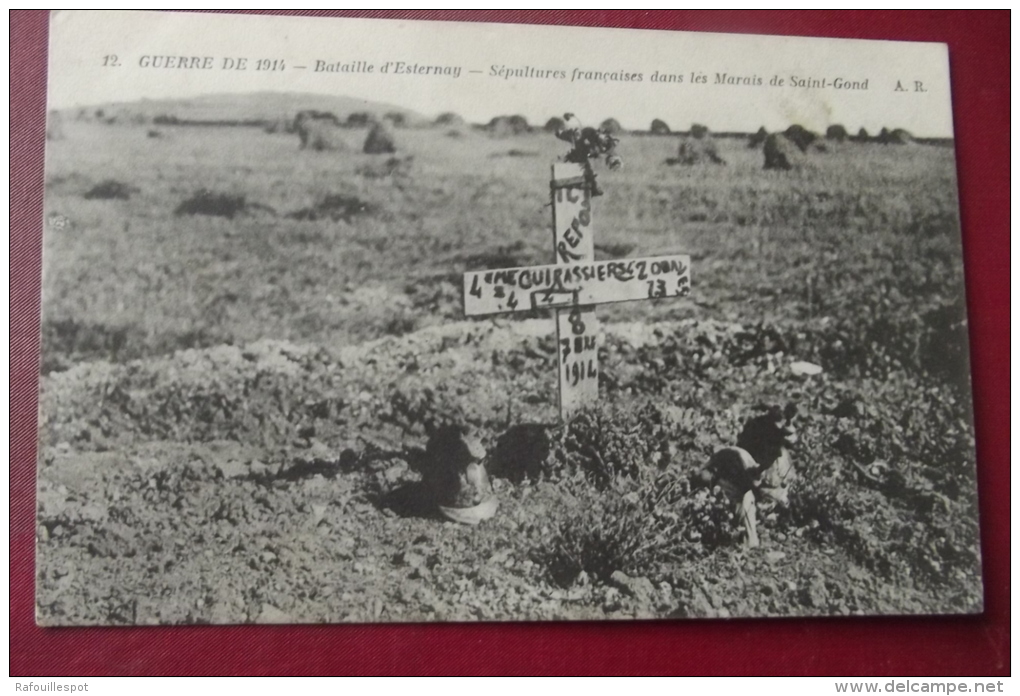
[36,120,981,624]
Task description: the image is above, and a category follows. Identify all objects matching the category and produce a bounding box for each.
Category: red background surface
[10,10,1010,676]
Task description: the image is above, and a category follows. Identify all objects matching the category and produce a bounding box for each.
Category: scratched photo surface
[37,11,981,625]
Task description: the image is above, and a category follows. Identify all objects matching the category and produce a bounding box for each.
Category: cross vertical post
[551,162,598,420]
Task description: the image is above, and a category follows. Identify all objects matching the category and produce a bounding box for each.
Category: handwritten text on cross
[461,162,692,420]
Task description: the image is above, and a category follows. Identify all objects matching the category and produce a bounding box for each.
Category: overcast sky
[49,11,955,137]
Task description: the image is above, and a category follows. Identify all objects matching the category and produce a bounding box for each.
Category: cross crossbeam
[462,162,692,420]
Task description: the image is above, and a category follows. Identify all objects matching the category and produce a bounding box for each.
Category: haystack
[747,126,768,148]
[878,127,913,145]
[689,123,710,139]
[435,112,465,127]
[487,115,530,137]
[826,124,849,142]
[675,131,725,165]
[384,112,406,128]
[891,128,914,144]
[295,110,339,128]
[650,118,671,135]
[783,125,818,152]
[345,112,373,128]
[298,117,346,151]
[600,118,623,134]
[264,117,290,134]
[544,116,566,133]
[763,133,806,170]
[363,121,397,154]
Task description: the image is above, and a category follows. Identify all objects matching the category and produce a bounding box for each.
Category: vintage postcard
[37,10,980,625]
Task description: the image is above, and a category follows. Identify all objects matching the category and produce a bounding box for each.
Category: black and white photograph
[36,10,981,625]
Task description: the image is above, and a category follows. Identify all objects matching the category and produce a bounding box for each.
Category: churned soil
[36,319,981,625]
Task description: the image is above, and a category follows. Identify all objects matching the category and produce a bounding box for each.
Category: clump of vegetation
[382,313,418,337]
[532,479,677,586]
[489,149,539,158]
[356,155,413,179]
[41,318,133,373]
[288,193,378,222]
[83,180,138,200]
[457,240,541,270]
[558,406,650,486]
[174,190,249,218]
[594,241,635,258]
[531,454,741,587]
[502,403,713,488]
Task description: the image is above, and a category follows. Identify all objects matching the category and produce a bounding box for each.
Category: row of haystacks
[661,121,916,170]
[480,115,626,138]
[292,111,397,153]
[465,115,918,142]
[474,115,920,145]
[752,124,915,170]
[74,176,387,223]
[62,103,919,147]
[476,116,717,137]
[750,124,915,149]
[267,109,410,134]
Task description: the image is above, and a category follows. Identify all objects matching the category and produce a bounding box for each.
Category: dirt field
[36,117,981,624]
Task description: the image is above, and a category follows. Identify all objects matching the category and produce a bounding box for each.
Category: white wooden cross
[463,162,691,420]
